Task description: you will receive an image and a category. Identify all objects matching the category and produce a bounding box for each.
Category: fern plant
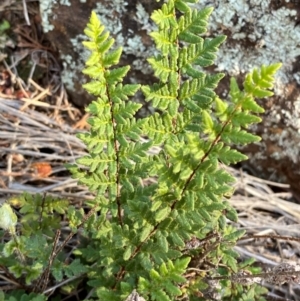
[67,1,280,300]
[0,0,281,300]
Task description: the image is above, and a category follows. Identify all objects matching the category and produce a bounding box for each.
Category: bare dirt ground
[1,1,300,300]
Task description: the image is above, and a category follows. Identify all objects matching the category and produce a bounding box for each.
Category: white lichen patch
[61,34,89,91]
[135,3,154,33]
[294,72,300,85]
[39,0,71,33]
[94,2,125,35]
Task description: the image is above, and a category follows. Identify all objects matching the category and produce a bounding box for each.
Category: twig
[22,0,30,26]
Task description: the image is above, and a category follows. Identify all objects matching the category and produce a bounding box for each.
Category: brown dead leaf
[31,162,52,178]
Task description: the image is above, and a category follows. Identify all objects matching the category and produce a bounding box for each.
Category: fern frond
[138,258,190,301]
[178,7,213,43]
[243,63,282,98]
[151,0,177,29]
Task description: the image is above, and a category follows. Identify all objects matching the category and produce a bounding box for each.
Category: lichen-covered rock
[40,0,300,197]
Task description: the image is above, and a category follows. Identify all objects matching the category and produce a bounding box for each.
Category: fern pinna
[68,0,280,300]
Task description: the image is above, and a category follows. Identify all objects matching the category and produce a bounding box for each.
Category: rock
[40,1,300,197]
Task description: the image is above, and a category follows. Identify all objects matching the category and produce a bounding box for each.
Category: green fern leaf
[194,35,226,67]
[102,47,122,67]
[218,146,248,164]
[175,0,191,13]
[151,0,177,29]
[148,56,173,83]
[221,128,261,145]
[232,111,261,127]
[243,63,282,98]
[241,95,264,113]
[106,66,130,84]
[152,290,172,301]
[155,207,171,222]
[178,7,213,42]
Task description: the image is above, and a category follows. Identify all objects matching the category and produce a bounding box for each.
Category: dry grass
[0,95,91,202]
[0,0,92,203]
[228,167,300,300]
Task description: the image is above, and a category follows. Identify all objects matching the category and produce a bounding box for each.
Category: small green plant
[0,0,283,300]
[0,19,10,44]
[0,19,10,61]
